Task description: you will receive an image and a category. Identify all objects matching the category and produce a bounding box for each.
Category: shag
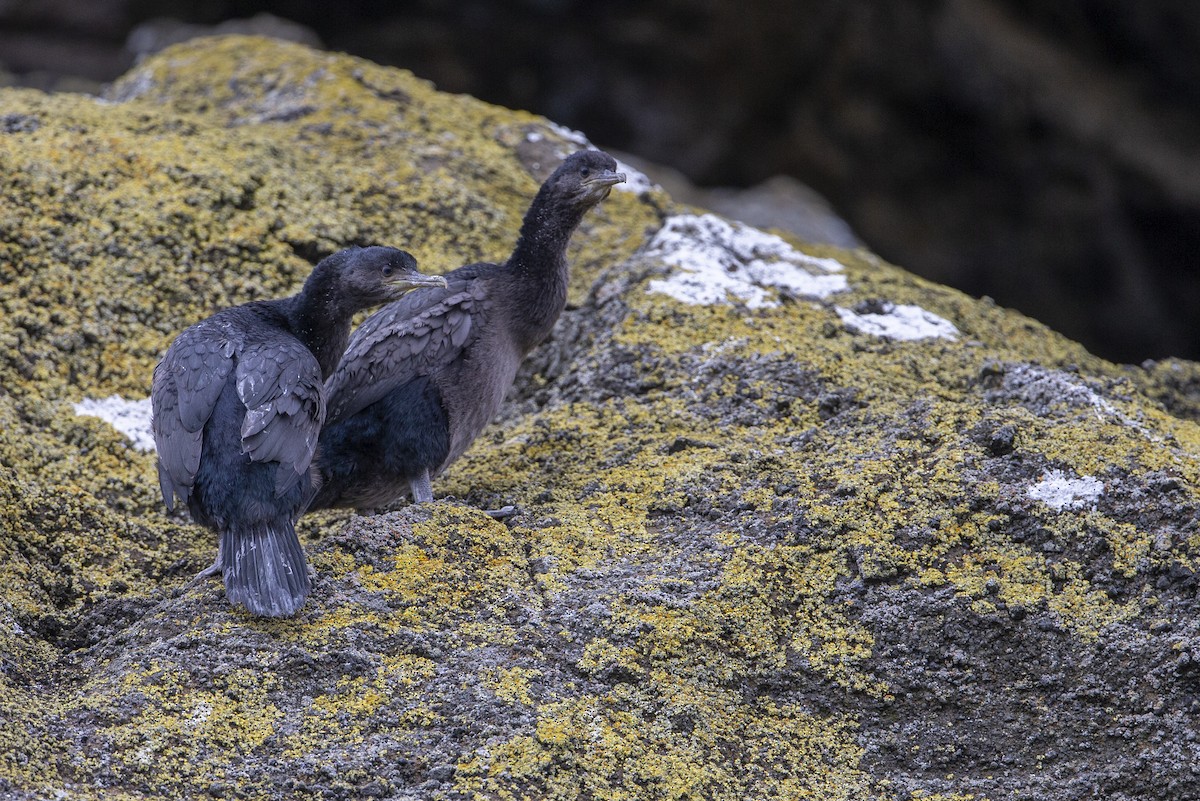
[308,150,625,511]
[151,247,446,616]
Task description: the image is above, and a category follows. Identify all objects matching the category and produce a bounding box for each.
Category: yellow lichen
[459,681,874,800]
[2,33,1198,801]
[486,666,543,707]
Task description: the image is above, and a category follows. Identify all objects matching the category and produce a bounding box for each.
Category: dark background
[3,0,1198,365]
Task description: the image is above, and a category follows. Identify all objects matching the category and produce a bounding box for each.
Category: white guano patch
[835,302,959,341]
[73,395,156,452]
[644,213,849,308]
[1028,469,1104,511]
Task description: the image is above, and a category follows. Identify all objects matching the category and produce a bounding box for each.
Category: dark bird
[308,150,625,512]
[151,247,447,617]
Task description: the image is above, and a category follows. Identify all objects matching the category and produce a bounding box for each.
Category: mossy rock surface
[2,36,1199,801]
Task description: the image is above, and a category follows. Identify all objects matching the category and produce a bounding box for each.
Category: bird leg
[409,468,516,518]
[192,561,222,580]
[180,558,223,596]
[485,505,518,519]
[182,540,224,592]
[410,470,435,504]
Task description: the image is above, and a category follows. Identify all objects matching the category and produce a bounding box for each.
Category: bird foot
[179,560,222,595]
[193,560,222,580]
[485,505,518,519]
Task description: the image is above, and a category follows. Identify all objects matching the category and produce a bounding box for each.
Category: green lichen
[457,684,874,800]
[2,34,1199,801]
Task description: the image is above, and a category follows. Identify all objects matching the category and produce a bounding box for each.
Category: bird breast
[434,333,524,474]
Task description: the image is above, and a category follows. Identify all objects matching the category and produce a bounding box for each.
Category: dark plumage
[151,246,446,617]
[308,150,625,511]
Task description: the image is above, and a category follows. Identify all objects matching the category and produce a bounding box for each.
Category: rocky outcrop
[6,1,1200,364]
[5,1,1200,364]
[2,36,1199,801]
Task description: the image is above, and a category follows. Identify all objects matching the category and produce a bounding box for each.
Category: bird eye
[382,265,394,277]
[580,167,590,177]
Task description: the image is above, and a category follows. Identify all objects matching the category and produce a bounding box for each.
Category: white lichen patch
[835,302,959,341]
[185,701,214,730]
[527,124,655,194]
[610,157,657,195]
[995,363,1118,417]
[541,121,590,148]
[1028,469,1104,511]
[988,363,1154,438]
[644,213,849,308]
[73,395,156,452]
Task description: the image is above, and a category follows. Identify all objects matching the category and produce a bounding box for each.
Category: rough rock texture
[2,36,1200,800]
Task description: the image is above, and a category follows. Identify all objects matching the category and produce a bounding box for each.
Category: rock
[125,13,324,61]
[1,35,1199,801]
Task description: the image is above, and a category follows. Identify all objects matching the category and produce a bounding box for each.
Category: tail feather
[221,521,312,617]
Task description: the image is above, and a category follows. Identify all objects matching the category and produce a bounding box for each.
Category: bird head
[338,246,448,306]
[552,149,627,207]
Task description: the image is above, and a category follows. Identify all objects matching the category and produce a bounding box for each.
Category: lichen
[2,34,1199,801]
[457,685,874,801]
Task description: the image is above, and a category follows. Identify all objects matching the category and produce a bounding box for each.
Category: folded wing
[236,337,326,497]
[151,320,239,509]
[324,278,485,424]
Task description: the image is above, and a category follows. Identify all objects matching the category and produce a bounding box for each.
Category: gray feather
[324,284,483,424]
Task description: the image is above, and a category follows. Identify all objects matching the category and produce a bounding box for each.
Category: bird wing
[324,279,484,424]
[151,319,240,510]
[235,336,327,497]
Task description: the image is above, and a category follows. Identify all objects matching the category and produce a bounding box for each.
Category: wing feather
[152,312,330,505]
[324,279,484,424]
[151,320,240,509]
[235,336,326,496]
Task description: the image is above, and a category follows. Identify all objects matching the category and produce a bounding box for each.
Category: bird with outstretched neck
[151,247,446,617]
[308,150,625,512]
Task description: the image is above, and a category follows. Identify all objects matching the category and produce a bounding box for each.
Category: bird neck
[505,191,586,346]
[280,267,354,379]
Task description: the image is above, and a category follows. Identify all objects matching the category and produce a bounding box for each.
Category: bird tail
[220,521,312,617]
